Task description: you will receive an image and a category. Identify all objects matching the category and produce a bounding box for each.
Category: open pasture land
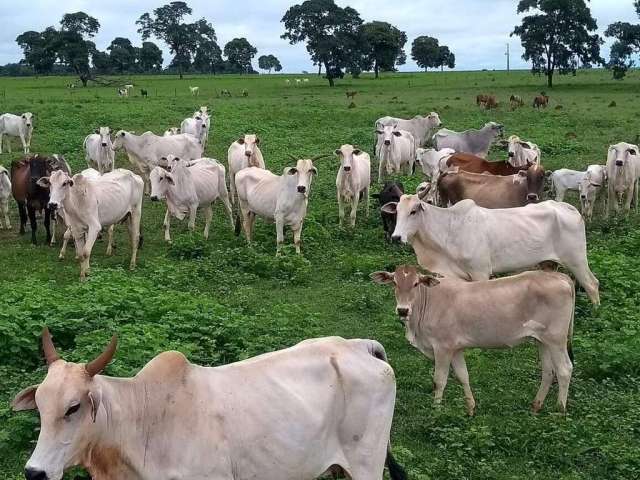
[1,70,640,479]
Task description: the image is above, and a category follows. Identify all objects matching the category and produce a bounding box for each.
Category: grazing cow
[533,94,549,109]
[483,95,498,109]
[117,88,128,97]
[189,86,199,96]
[180,115,207,147]
[285,79,291,85]
[438,165,546,208]
[124,84,134,92]
[476,94,489,107]
[220,89,232,97]
[0,165,11,229]
[335,144,370,226]
[371,266,575,415]
[371,181,404,241]
[163,127,180,136]
[111,130,203,194]
[507,135,541,167]
[578,165,607,221]
[227,134,266,204]
[446,151,531,176]
[375,125,416,182]
[295,79,302,85]
[242,89,249,97]
[510,95,524,108]
[0,112,34,154]
[150,157,234,242]
[606,142,640,216]
[141,88,148,98]
[235,156,321,255]
[84,127,115,173]
[11,155,70,245]
[433,122,504,158]
[383,195,600,304]
[415,147,455,181]
[12,329,405,480]
[550,168,585,202]
[376,112,441,147]
[43,168,143,279]
[346,91,358,100]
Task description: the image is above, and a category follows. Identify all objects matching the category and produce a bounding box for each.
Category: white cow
[12,331,405,480]
[235,157,319,255]
[227,134,265,204]
[150,157,234,242]
[0,165,11,229]
[578,165,607,221]
[41,169,143,280]
[0,112,33,154]
[433,122,504,158]
[111,130,203,194]
[375,125,416,182]
[117,88,128,97]
[372,265,575,415]
[415,147,455,181]
[193,107,211,148]
[507,135,541,167]
[83,127,115,173]
[124,84,134,92]
[189,86,200,96]
[163,127,180,137]
[335,144,370,227]
[550,168,585,202]
[180,116,206,148]
[285,79,291,85]
[606,142,640,216]
[376,113,442,147]
[383,195,600,305]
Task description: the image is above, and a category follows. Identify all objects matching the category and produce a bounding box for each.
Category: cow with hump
[13,328,406,480]
[382,194,600,305]
[371,265,575,415]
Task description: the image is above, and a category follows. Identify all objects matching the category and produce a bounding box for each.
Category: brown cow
[533,94,549,109]
[438,165,546,208]
[484,95,498,109]
[11,154,70,245]
[446,152,535,176]
[476,94,489,107]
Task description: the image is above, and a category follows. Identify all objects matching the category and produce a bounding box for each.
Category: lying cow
[371,265,575,415]
[42,168,143,280]
[606,142,640,216]
[335,144,370,227]
[578,165,607,221]
[438,164,546,208]
[228,134,265,205]
[433,122,504,158]
[0,112,33,154]
[507,135,541,167]
[235,156,322,255]
[13,329,406,480]
[375,112,441,147]
[150,157,234,242]
[0,165,11,229]
[372,181,404,241]
[84,127,115,173]
[383,195,600,305]
[375,125,415,182]
[446,151,534,176]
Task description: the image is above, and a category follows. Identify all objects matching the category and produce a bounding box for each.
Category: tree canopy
[605,0,640,79]
[411,36,455,71]
[224,38,258,74]
[258,54,283,73]
[358,21,407,78]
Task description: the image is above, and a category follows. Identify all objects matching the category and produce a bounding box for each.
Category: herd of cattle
[4,102,640,480]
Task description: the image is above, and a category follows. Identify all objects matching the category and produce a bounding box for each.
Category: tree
[57,12,101,86]
[191,19,223,74]
[15,29,57,75]
[224,38,257,74]
[281,0,363,87]
[258,54,282,73]
[137,1,198,79]
[359,21,406,78]
[138,41,163,72]
[512,0,602,88]
[411,36,440,71]
[437,45,455,71]
[108,37,137,73]
[605,1,640,79]
[92,50,112,74]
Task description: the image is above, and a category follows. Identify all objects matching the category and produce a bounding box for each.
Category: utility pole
[505,43,510,72]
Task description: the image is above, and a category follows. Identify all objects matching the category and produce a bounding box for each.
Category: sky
[0,0,637,73]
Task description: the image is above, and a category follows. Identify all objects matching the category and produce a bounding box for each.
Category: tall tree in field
[92,50,112,74]
[15,29,58,75]
[437,45,455,71]
[359,21,407,78]
[57,12,101,86]
[224,38,257,74]
[137,1,198,79]
[605,0,640,79]
[108,37,137,73]
[138,41,164,72]
[281,0,363,86]
[192,18,223,74]
[512,0,602,88]
[258,54,282,73]
[411,36,440,71]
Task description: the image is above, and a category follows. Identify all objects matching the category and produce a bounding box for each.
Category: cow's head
[382,194,426,243]
[335,144,362,173]
[371,265,440,319]
[198,106,208,115]
[416,181,436,205]
[518,164,546,203]
[111,131,128,150]
[486,122,504,137]
[426,112,441,128]
[377,124,401,147]
[150,165,175,201]
[12,328,117,480]
[374,181,404,206]
[285,158,318,196]
[96,126,111,148]
[608,142,638,168]
[41,170,76,210]
[238,134,260,162]
[22,112,33,129]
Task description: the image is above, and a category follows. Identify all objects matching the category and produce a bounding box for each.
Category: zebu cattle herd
[3,100,638,480]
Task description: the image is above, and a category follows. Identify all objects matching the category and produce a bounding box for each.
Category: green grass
[1,69,640,479]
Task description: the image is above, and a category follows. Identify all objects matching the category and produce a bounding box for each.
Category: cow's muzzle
[580,194,587,200]
[396,307,409,318]
[101,142,108,147]
[616,160,624,167]
[244,151,252,157]
[24,467,48,480]
[508,152,515,158]
[343,166,351,172]
[390,234,401,243]
[527,194,539,202]
[384,140,391,146]
[48,202,58,210]
[297,186,306,194]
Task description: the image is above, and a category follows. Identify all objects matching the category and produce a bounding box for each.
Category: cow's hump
[136,350,191,382]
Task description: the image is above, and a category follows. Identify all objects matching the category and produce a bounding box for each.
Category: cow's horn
[417,184,431,199]
[85,335,118,377]
[42,327,60,366]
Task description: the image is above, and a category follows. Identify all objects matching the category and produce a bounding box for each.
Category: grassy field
[1,69,640,479]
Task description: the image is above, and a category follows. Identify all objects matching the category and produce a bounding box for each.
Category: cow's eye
[413,281,419,287]
[410,209,418,216]
[629,149,636,155]
[65,403,80,417]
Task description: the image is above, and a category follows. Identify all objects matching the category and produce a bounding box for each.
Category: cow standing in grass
[0,112,33,154]
[335,144,370,227]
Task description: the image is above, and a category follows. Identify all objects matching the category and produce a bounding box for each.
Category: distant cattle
[0,112,34,154]
[483,95,498,109]
[220,89,232,97]
[433,122,504,158]
[476,94,489,107]
[0,165,11,229]
[510,95,524,108]
[533,94,549,109]
[189,86,199,96]
[346,91,358,100]
[141,88,148,98]
[372,181,404,241]
[335,144,370,227]
[117,88,128,97]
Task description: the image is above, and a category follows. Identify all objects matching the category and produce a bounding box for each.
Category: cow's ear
[285,167,297,175]
[255,137,260,145]
[12,385,38,411]
[353,149,361,155]
[393,131,402,137]
[68,179,74,187]
[88,390,101,423]
[375,130,383,135]
[310,167,318,175]
[166,174,175,185]
[95,128,100,134]
[381,202,397,215]
[370,271,394,285]
[544,170,552,178]
[237,137,245,145]
[334,149,341,156]
[518,170,528,177]
[36,177,50,188]
[120,131,126,137]
[419,274,440,287]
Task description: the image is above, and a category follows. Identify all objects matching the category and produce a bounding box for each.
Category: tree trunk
[318,63,322,76]
[324,62,334,87]
[441,65,444,72]
[547,55,553,88]
[374,61,379,79]
[179,64,183,80]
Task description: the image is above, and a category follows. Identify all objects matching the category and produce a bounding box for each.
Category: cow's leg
[203,205,212,239]
[364,186,370,217]
[548,344,573,414]
[350,194,359,227]
[20,133,27,154]
[275,215,285,255]
[555,187,565,202]
[44,207,52,244]
[80,227,100,280]
[239,203,253,244]
[50,214,57,245]
[451,351,475,416]
[128,207,142,270]
[229,172,237,206]
[6,136,11,153]
[105,225,115,256]
[532,344,554,413]
[292,222,303,255]
[432,348,453,407]
[377,160,384,183]
[0,133,3,154]
[1,199,9,229]
[569,262,600,306]
[337,193,345,225]
[218,187,235,229]
[162,209,171,243]
[59,227,72,260]
[624,184,635,213]
[17,201,27,234]
[607,187,618,216]
[27,204,38,245]
[187,205,198,231]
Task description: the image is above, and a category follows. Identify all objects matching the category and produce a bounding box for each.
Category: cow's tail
[567,280,575,363]
[234,211,242,236]
[386,446,408,480]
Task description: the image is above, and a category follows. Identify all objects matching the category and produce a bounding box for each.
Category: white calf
[228,134,265,204]
[375,125,415,182]
[550,169,585,202]
[0,112,33,154]
[0,166,11,228]
[84,127,115,173]
[578,165,607,221]
[190,86,200,96]
[335,144,370,226]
